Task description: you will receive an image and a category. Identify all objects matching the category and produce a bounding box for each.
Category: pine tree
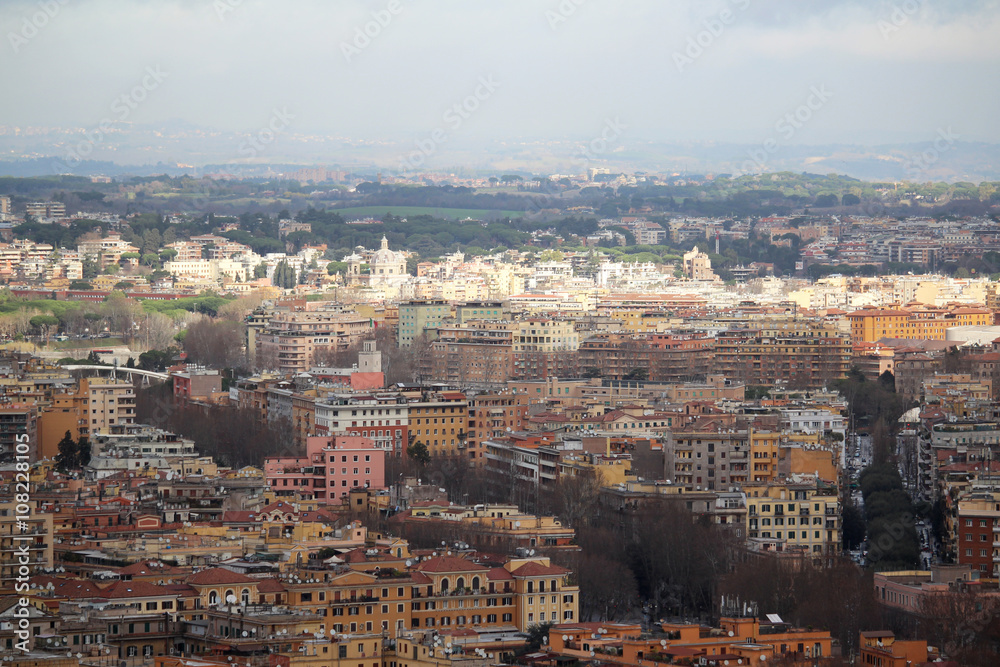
[55,431,77,471]
[76,437,92,468]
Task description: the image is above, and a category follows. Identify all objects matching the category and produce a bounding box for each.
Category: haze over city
[2,0,999,177]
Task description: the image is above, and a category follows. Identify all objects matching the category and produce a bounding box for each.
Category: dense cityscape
[3,1,1000,665]
[0,173,998,665]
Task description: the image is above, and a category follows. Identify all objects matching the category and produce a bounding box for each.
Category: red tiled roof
[118,560,184,576]
[29,576,104,599]
[100,580,174,599]
[256,578,286,593]
[510,561,568,577]
[486,567,514,581]
[185,568,257,586]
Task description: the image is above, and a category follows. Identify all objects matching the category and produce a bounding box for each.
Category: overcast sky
[3,0,999,147]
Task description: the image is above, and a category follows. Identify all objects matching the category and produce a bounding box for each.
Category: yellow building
[847,305,991,343]
[0,499,53,591]
[745,482,840,559]
[404,390,469,457]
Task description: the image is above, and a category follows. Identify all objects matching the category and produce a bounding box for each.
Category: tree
[29,314,59,341]
[159,248,178,262]
[407,441,430,466]
[253,262,268,279]
[82,258,100,279]
[55,431,77,471]
[69,280,93,290]
[524,623,553,653]
[77,437,91,468]
[272,260,296,289]
[54,432,90,471]
[183,318,246,370]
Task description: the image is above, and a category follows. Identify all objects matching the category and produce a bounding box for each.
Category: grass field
[332,206,524,220]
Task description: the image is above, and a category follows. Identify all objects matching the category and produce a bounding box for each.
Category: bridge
[61,365,169,382]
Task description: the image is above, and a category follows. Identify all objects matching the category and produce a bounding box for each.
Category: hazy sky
[3,0,1000,148]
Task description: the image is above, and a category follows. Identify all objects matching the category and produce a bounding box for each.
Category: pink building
[264,435,386,502]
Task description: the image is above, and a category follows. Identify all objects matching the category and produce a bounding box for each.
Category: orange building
[847,305,991,343]
[858,631,930,666]
[547,616,834,665]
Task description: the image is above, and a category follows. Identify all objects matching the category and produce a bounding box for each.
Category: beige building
[682,246,717,281]
[0,498,53,589]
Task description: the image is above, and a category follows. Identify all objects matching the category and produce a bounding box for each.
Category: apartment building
[404,390,469,457]
[76,233,138,267]
[466,392,529,461]
[745,481,841,559]
[577,333,714,382]
[77,377,136,438]
[25,201,66,219]
[665,427,749,491]
[0,403,37,462]
[264,435,386,502]
[425,323,513,387]
[315,392,410,456]
[682,245,716,280]
[847,304,991,343]
[512,318,578,380]
[253,309,375,372]
[713,321,851,388]
[398,300,451,348]
[0,498,53,589]
[955,491,1000,577]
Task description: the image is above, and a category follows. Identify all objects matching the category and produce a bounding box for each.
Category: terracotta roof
[486,567,514,581]
[100,580,174,599]
[118,560,184,576]
[256,578,286,593]
[29,576,104,599]
[413,556,487,574]
[185,568,257,586]
[509,561,569,577]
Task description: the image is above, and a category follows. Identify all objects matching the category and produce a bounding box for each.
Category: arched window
[472,577,480,591]
[225,589,235,604]
[241,589,250,605]
[440,578,449,593]
[456,577,466,591]
[208,591,219,606]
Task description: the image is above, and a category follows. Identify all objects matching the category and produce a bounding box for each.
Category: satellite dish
[728,630,734,637]
[226,594,237,604]
[405,560,412,567]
